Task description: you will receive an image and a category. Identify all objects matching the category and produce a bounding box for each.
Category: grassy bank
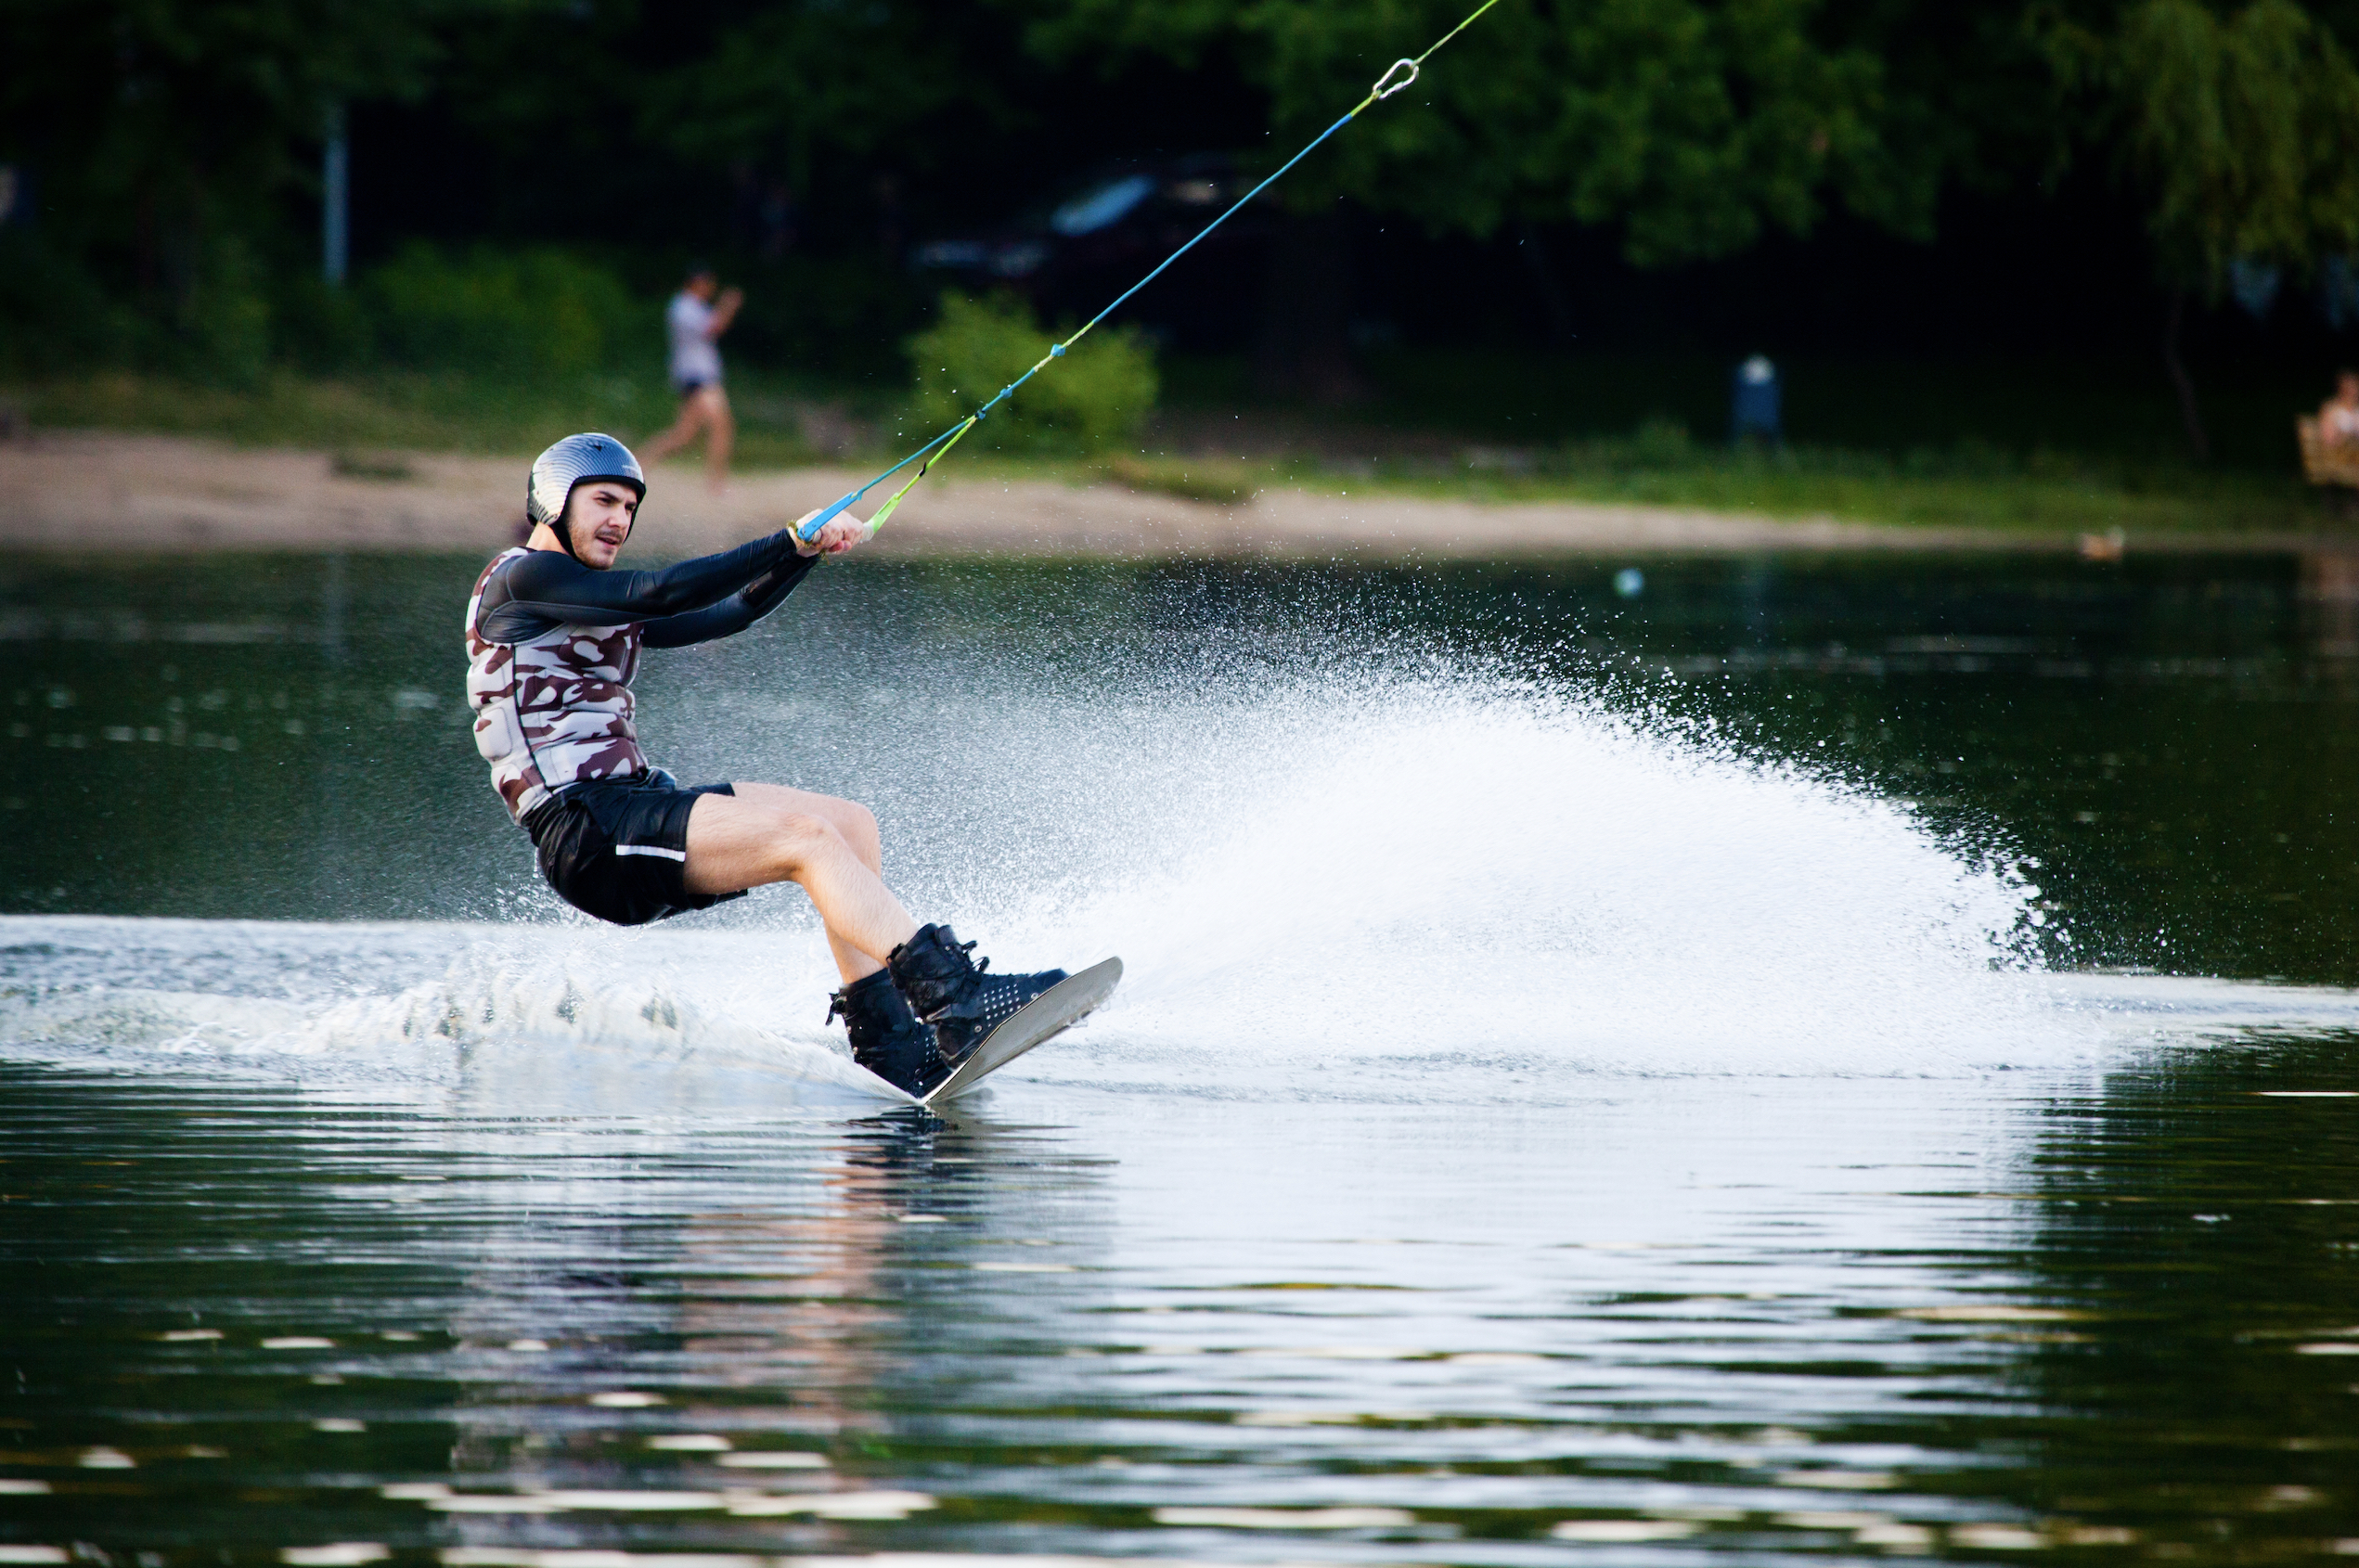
[1097,436,2334,534]
[7,360,2352,537]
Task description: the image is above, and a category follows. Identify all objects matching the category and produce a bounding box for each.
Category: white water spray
[6,654,2121,1106]
[19,645,2351,1107]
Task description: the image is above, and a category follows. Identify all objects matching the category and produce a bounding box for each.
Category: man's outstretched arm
[478,531,803,642]
[639,556,819,649]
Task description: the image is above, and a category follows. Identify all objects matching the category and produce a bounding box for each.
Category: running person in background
[464,432,1073,1096]
[641,263,741,491]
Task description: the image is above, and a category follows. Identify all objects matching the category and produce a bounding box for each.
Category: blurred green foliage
[909,292,1158,454]
[0,0,2248,351]
[0,0,462,377]
[2042,0,2359,292]
[1021,0,1993,263]
[3,0,2358,471]
[361,245,644,379]
[0,237,650,385]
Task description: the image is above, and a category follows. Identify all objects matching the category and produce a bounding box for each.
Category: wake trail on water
[0,922,886,1108]
[6,656,2331,1105]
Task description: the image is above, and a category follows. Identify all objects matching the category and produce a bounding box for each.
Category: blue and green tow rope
[795,0,1506,544]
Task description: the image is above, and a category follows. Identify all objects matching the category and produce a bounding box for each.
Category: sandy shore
[0,430,2336,558]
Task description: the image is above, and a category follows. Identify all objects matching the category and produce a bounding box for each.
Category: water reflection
[2301,546,2359,659]
[2002,1034,2359,1554]
[13,1055,2359,1560]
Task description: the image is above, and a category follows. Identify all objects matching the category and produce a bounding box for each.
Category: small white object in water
[281,1547,389,1567]
[715,1451,827,1469]
[589,1391,664,1407]
[0,1549,70,1564]
[0,1482,54,1497]
[647,1434,731,1451]
[1774,1470,1897,1490]
[1951,1523,2045,1549]
[433,1557,761,1568]
[723,1490,935,1519]
[1855,1523,1938,1549]
[1777,1510,1890,1530]
[529,1490,730,1511]
[506,1339,549,1352]
[80,1447,135,1470]
[161,1329,222,1342]
[1153,1506,1413,1529]
[1551,1521,1697,1542]
[263,1337,336,1350]
[314,1420,366,1433]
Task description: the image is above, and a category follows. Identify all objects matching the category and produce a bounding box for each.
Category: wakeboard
[919,957,1122,1105]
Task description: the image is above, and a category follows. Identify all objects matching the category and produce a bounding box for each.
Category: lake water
[6,546,2359,1562]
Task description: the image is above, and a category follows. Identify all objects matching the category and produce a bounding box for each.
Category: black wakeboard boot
[830,967,951,1097]
[886,923,1069,1072]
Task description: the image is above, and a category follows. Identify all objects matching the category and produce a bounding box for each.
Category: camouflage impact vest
[464,546,648,822]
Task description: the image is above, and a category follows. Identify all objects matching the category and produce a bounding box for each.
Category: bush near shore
[908,293,1158,457]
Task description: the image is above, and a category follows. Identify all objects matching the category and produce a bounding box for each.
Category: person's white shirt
[667,291,723,387]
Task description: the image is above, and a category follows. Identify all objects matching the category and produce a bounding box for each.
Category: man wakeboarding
[464,431,1077,1097]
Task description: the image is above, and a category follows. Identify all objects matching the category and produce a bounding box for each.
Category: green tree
[2041,0,2359,455]
[639,3,1023,212]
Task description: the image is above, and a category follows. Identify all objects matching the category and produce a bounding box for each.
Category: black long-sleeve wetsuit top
[473,530,819,648]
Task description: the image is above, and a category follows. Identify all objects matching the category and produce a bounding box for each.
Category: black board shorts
[522,774,745,927]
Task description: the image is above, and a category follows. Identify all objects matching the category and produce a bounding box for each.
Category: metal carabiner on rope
[1371,58,1420,99]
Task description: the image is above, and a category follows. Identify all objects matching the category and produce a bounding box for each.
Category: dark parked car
[910,155,1271,348]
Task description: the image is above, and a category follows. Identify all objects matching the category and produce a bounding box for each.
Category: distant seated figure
[2322,371,2359,448]
[2298,370,2359,497]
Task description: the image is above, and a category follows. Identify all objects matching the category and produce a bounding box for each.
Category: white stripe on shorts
[614,843,687,862]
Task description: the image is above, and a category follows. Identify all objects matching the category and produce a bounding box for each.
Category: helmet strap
[548,503,587,563]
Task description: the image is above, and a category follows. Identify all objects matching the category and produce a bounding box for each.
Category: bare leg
[683,785,917,983]
[639,390,710,465]
[703,386,735,492]
[729,783,888,980]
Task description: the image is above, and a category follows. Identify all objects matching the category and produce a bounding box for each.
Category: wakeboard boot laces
[886,923,1068,1068]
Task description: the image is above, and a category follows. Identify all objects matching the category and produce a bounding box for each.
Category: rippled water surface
[6,547,2359,1562]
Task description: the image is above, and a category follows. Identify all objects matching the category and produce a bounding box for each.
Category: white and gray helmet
[526,432,646,558]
